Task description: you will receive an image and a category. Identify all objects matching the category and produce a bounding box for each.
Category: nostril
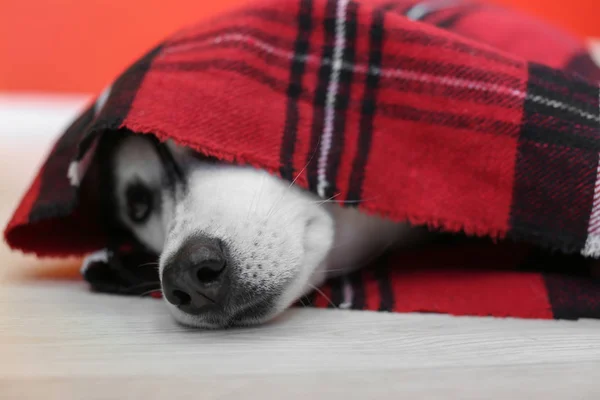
[195,262,225,284]
[172,289,192,306]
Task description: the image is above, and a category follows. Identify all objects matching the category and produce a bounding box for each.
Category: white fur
[112,135,422,328]
[112,136,169,253]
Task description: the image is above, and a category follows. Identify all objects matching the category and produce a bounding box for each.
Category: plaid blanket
[5,0,600,320]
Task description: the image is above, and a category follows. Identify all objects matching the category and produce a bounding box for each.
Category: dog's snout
[162,236,229,314]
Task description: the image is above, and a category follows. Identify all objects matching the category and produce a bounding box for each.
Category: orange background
[1,0,599,93]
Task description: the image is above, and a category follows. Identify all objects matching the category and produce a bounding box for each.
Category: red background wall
[1,0,598,93]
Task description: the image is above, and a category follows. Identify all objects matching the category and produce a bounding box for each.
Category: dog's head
[103,133,407,328]
[103,133,334,328]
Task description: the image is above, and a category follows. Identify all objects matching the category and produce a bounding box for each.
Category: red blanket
[5,0,600,320]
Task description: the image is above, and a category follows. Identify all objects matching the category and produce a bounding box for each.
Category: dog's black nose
[161,236,229,314]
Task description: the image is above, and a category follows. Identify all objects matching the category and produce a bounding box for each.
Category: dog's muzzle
[161,236,231,315]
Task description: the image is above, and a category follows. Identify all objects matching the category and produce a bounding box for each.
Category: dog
[104,133,427,328]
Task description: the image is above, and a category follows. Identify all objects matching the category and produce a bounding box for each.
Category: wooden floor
[1,95,600,399]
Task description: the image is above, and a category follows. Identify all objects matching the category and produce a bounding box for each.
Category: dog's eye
[126,182,153,224]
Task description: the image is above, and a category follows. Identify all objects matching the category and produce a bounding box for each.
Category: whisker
[247,174,264,222]
[310,195,381,205]
[308,283,338,309]
[265,179,299,221]
[137,262,159,268]
[254,173,266,215]
[298,297,307,307]
[139,288,162,297]
[268,197,305,220]
[312,193,341,205]
[132,281,161,290]
[266,137,322,220]
[316,199,360,204]
[324,268,353,274]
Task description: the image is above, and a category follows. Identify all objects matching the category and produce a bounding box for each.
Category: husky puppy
[106,134,424,328]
